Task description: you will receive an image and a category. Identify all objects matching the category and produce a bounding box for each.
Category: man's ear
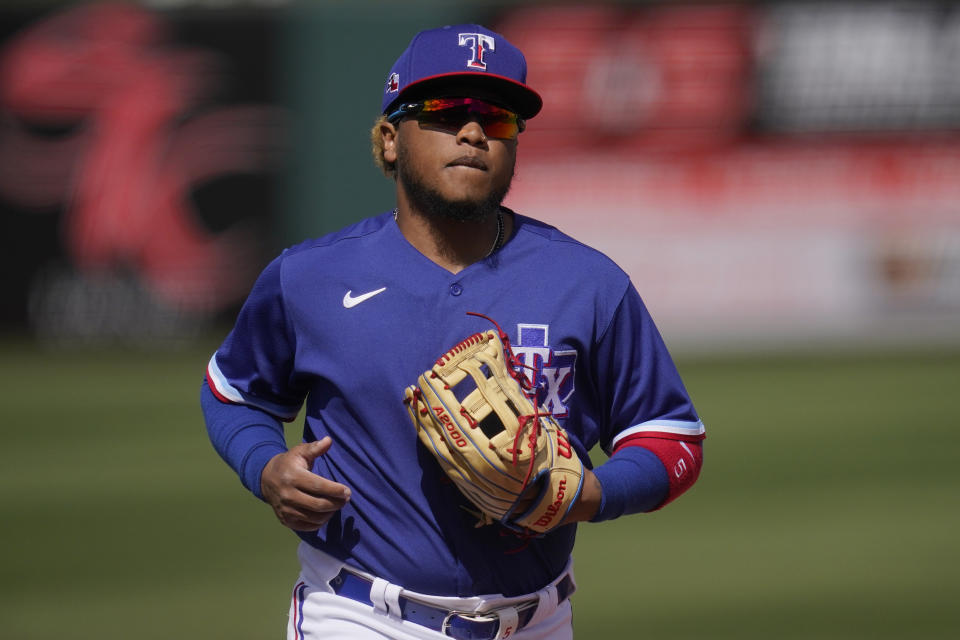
[382,121,398,164]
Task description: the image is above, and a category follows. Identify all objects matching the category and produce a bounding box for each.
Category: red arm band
[613,434,703,509]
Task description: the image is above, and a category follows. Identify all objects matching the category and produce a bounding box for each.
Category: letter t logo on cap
[458,32,495,70]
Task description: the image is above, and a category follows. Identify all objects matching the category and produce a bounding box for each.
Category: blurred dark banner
[0,2,285,345]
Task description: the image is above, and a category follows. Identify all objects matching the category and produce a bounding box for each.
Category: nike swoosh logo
[342,287,387,308]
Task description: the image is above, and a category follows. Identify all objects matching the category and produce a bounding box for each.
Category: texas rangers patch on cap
[381,24,542,119]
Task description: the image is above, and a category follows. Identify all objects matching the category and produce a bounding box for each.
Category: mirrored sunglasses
[387,97,525,140]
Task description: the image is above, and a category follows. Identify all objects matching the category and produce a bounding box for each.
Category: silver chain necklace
[488,210,505,257]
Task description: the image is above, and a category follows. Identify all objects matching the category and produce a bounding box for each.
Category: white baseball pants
[287,542,574,640]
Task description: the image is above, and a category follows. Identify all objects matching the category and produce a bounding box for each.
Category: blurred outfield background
[3,344,957,638]
[1,0,959,638]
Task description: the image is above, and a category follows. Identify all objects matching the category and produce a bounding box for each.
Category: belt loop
[384,582,403,619]
[370,577,400,617]
[494,606,519,639]
[369,577,388,614]
[369,578,403,619]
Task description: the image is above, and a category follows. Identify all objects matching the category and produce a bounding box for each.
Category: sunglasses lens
[417,98,522,139]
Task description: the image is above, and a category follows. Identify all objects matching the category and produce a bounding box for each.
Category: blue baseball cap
[382,24,542,120]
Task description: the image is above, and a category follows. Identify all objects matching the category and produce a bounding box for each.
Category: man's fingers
[294,437,333,465]
[297,470,351,501]
[268,466,351,518]
[261,438,352,532]
[278,486,349,513]
[288,438,352,497]
[270,487,348,531]
[264,438,350,498]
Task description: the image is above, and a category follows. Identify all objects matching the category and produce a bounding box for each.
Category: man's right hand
[260,436,351,532]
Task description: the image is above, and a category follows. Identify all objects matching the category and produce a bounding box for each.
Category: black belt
[329,567,575,640]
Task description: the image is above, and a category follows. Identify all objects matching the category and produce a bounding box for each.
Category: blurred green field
[1,340,958,639]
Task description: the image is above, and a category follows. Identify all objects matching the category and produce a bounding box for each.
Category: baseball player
[201,23,705,640]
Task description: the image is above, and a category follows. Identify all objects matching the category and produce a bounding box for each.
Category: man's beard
[396,144,513,222]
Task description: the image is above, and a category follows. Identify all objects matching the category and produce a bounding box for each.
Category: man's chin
[408,187,506,223]
[397,161,511,222]
[433,198,498,222]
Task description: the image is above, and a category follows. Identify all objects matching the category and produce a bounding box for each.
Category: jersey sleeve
[588,283,705,520]
[595,283,704,453]
[200,378,287,500]
[205,254,306,421]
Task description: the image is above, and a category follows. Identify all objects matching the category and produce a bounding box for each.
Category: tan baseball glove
[404,316,584,534]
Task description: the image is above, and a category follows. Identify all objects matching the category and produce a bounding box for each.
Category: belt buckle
[441,610,499,639]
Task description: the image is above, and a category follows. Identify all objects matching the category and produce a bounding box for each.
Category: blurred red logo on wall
[0,2,284,342]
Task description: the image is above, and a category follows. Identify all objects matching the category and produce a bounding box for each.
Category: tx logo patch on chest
[511,323,577,417]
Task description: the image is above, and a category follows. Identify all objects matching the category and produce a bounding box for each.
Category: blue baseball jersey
[206,210,702,597]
